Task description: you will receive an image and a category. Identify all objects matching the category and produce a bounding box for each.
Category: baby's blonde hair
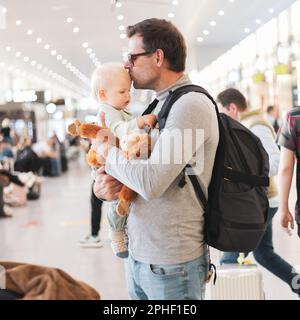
[91,62,130,102]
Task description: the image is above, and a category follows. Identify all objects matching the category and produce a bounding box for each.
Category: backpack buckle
[224,166,232,181]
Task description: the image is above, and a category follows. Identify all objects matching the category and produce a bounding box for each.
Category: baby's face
[104,74,131,110]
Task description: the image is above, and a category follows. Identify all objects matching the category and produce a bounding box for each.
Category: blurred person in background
[266,106,280,134]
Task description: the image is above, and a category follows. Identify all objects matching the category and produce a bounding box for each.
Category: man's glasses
[127,51,153,66]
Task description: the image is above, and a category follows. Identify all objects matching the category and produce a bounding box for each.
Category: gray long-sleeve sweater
[105,75,219,264]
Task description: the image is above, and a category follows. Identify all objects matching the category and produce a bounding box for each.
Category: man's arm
[104,94,216,200]
[277,146,295,235]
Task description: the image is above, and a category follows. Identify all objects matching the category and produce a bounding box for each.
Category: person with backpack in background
[276,108,300,239]
[217,88,300,297]
[92,18,219,300]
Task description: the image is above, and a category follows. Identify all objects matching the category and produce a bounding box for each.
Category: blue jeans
[126,253,209,300]
[221,207,300,295]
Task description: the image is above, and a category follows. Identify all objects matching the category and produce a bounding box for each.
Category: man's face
[124,35,158,90]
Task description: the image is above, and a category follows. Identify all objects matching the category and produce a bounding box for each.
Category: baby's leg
[107,201,128,258]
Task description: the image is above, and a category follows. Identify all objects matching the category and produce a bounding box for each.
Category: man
[93,18,219,300]
[217,88,300,297]
[276,107,300,238]
[266,105,280,133]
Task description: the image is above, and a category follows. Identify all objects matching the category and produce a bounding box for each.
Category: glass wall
[192,0,300,117]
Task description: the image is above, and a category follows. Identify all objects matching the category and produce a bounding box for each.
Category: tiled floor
[0,155,299,300]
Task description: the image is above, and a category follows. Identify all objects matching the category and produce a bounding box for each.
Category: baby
[91,62,157,258]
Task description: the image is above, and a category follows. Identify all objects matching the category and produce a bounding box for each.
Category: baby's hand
[138,114,157,129]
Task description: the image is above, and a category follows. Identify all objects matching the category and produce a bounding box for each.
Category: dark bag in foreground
[143,85,269,252]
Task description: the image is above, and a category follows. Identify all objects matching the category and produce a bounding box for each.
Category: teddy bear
[67,120,152,216]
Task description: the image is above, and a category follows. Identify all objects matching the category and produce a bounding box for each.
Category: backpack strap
[224,167,269,187]
[142,98,159,116]
[157,85,220,132]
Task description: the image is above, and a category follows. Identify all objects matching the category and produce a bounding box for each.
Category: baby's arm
[137,114,157,129]
[99,105,139,137]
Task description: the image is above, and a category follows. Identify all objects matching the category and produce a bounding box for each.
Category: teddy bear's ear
[68,120,81,136]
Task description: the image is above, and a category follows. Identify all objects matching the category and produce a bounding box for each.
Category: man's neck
[154,71,184,92]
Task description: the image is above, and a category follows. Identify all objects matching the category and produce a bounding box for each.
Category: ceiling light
[66,63,71,68]
[2,7,7,13]
[5,46,11,52]
[23,56,29,62]
[210,21,216,27]
[57,55,62,60]
[66,17,72,23]
[16,20,22,25]
[51,50,57,56]
[119,25,125,31]
[46,103,56,114]
[203,30,209,35]
[44,44,50,50]
[86,48,92,54]
[36,37,42,43]
[256,19,261,25]
[120,33,126,39]
[168,13,175,18]
[244,28,250,33]
[229,0,235,3]
[269,8,275,14]
[15,51,21,57]
[117,15,124,20]
[27,29,33,35]
[0,62,5,67]
[197,37,204,43]
[31,60,36,66]
[82,42,89,48]
[218,10,225,16]
[37,64,42,70]
[172,0,179,5]
[116,2,122,8]
[73,27,79,33]
[62,59,68,64]
[90,53,96,59]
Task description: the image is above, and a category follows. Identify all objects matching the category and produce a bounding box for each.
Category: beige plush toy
[68,120,152,216]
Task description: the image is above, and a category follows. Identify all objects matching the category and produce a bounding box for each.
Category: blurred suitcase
[207,264,265,300]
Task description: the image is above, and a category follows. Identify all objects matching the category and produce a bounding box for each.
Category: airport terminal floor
[0,155,299,300]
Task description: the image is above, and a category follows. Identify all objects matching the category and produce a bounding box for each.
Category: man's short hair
[267,106,275,114]
[217,88,248,111]
[126,18,186,72]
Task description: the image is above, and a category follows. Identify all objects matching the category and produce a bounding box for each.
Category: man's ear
[98,89,106,100]
[155,49,164,67]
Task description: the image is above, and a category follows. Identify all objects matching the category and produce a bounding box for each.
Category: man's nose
[124,61,131,71]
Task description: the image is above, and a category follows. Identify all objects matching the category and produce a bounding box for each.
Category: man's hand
[93,167,123,201]
[278,208,295,236]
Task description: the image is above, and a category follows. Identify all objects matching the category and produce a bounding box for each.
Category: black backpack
[143,85,269,252]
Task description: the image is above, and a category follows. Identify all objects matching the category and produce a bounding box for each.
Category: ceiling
[0,0,297,98]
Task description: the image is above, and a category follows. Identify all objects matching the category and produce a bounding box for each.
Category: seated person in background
[14,137,41,173]
[0,138,14,171]
[0,138,14,161]
[32,137,61,177]
[1,118,12,144]
[90,62,157,258]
